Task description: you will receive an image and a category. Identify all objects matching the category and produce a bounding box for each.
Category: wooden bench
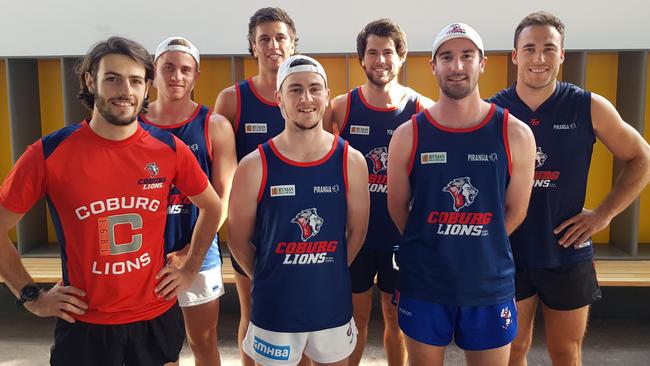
[2,258,649,287]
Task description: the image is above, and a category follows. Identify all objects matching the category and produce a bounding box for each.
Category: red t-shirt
[0,121,208,324]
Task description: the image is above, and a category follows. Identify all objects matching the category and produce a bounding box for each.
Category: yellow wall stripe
[585,53,618,243]
[195,58,232,109]
[405,55,439,101]
[480,54,508,99]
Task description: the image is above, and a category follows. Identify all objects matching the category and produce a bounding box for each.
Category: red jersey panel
[0,121,208,324]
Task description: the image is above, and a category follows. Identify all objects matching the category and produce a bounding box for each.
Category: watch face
[22,285,40,300]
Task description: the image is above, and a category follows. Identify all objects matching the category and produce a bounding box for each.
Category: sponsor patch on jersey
[350,125,370,135]
[253,336,290,361]
[270,185,296,197]
[245,123,268,133]
[421,152,446,164]
[313,185,340,194]
[467,153,498,162]
[553,122,577,130]
[188,143,199,152]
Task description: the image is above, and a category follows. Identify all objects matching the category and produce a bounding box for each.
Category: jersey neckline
[268,135,338,167]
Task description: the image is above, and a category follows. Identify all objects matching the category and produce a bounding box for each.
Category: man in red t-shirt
[0,36,221,365]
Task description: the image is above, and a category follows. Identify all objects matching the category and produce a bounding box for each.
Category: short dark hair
[247,7,298,57]
[356,18,408,63]
[76,36,153,112]
[514,11,566,49]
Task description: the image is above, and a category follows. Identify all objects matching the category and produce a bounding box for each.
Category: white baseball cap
[154,36,200,66]
[277,55,328,90]
[432,23,484,59]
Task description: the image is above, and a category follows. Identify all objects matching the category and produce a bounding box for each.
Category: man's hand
[155,265,197,300]
[554,208,611,247]
[24,282,87,323]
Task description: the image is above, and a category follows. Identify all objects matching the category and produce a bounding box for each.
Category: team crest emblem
[291,208,324,241]
[443,177,478,212]
[536,147,547,168]
[145,162,159,177]
[500,306,513,330]
[365,147,388,174]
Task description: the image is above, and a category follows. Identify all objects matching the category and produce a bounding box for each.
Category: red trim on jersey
[358,86,400,112]
[343,139,349,194]
[248,78,278,106]
[234,83,242,133]
[424,103,496,133]
[139,104,201,129]
[502,109,513,177]
[407,116,418,175]
[339,91,353,132]
[258,144,268,203]
[268,136,338,167]
[204,108,213,162]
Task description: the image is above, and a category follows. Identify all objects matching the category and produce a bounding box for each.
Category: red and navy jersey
[399,104,514,306]
[339,86,421,251]
[140,105,221,271]
[234,79,285,161]
[0,121,208,324]
[251,136,352,332]
[489,82,595,268]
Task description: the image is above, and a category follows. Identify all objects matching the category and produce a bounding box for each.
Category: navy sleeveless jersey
[234,79,285,161]
[251,137,352,332]
[339,87,420,251]
[489,82,595,269]
[399,104,514,306]
[139,105,221,271]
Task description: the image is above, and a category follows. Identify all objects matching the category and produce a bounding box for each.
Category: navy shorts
[397,295,517,351]
[350,247,397,293]
[515,260,601,310]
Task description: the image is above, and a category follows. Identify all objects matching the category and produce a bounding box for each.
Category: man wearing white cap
[214,8,299,365]
[228,55,370,366]
[140,36,236,366]
[387,23,536,365]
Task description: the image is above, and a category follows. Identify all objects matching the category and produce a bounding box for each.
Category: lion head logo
[365,147,388,174]
[145,162,159,177]
[291,208,324,241]
[443,177,479,212]
[535,147,547,168]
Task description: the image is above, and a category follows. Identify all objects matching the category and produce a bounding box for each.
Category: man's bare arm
[227,151,263,278]
[555,93,650,246]
[323,94,349,134]
[387,119,415,233]
[214,85,238,129]
[208,112,237,231]
[503,115,536,234]
[345,146,370,265]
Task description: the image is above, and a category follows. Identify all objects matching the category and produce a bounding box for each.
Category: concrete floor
[1,284,649,365]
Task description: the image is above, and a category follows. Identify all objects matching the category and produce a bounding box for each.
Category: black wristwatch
[16,283,41,307]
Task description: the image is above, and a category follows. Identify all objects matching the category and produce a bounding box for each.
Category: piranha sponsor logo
[253,337,290,361]
[350,125,370,135]
[553,122,577,130]
[467,153,498,162]
[245,123,267,133]
[313,185,340,194]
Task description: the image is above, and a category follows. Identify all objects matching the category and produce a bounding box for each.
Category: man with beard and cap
[387,23,536,366]
[228,55,370,366]
[140,36,236,366]
[489,11,650,366]
[324,18,433,366]
[0,36,221,365]
[213,7,300,365]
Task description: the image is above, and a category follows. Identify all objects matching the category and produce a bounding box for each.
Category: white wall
[1,0,648,57]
